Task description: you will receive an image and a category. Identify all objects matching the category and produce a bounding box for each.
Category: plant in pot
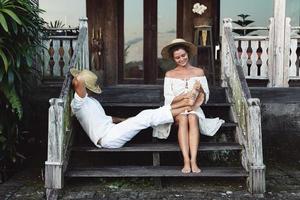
[192,3,210,27]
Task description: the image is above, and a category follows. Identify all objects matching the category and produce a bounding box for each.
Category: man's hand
[72,74,87,98]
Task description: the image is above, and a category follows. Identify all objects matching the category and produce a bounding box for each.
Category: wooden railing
[233,28,269,80]
[45,18,88,198]
[41,25,89,79]
[230,18,300,86]
[221,18,265,196]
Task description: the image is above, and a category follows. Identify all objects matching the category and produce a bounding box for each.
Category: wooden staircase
[65,87,248,181]
[45,20,265,199]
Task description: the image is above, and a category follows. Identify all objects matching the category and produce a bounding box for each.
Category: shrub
[0,0,45,168]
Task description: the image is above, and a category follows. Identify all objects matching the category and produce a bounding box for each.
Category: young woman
[154,38,224,173]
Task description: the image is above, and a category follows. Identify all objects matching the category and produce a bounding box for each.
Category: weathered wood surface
[273,0,288,87]
[247,99,265,195]
[268,18,275,87]
[222,19,265,195]
[283,18,291,86]
[66,166,248,178]
[45,18,88,193]
[71,142,242,152]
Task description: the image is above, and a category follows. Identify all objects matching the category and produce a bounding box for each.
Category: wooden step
[66,166,248,178]
[102,102,231,108]
[71,142,242,153]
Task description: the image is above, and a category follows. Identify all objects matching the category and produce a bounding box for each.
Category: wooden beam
[104,0,118,85]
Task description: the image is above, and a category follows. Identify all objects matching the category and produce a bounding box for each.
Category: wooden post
[272,0,287,87]
[221,18,233,87]
[45,98,64,199]
[79,17,89,70]
[268,18,275,87]
[152,138,162,188]
[247,98,266,196]
[283,18,291,87]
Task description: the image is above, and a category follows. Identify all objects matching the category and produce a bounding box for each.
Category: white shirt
[71,93,114,147]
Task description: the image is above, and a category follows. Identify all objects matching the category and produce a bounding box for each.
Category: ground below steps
[1,161,299,200]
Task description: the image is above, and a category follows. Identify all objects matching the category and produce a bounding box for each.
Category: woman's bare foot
[181,160,191,173]
[191,161,201,173]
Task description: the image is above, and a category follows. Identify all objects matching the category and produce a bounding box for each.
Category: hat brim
[161,41,197,60]
[85,82,102,94]
[70,68,102,94]
[70,68,80,77]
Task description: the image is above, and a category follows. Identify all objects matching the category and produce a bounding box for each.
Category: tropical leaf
[1,9,22,25]
[0,85,22,120]
[0,12,8,32]
[0,48,8,71]
[238,14,250,18]
[233,14,257,36]
[0,67,4,82]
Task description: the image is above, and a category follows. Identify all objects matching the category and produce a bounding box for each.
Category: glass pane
[286,0,300,26]
[39,0,86,27]
[124,0,144,79]
[157,0,177,78]
[220,0,273,35]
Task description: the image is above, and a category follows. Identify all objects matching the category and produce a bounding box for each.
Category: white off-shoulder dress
[152,76,225,139]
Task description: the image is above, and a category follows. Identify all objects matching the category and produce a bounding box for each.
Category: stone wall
[251,88,300,162]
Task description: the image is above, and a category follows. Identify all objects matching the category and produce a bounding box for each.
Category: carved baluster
[250,41,258,77]
[260,40,268,78]
[246,41,253,76]
[296,43,300,76]
[237,40,242,59]
[58,40,65,77]
[241,40,248,76]
[68,39,74,65]
[256,41,262,76]
[48,40,55,77]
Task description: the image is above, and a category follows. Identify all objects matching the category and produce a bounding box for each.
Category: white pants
[100,105,173,148]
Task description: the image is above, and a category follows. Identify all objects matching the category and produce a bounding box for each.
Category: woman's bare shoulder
[165,69,176,78]
[191,66,205,76]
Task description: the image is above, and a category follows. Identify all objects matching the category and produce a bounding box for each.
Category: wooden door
[87,0,220,86]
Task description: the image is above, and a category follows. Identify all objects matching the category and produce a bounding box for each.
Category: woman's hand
[189,81,205,110]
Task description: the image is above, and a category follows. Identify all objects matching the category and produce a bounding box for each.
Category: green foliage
[0,0,45,165]
[47,20,65,28]
[232,14,257,36]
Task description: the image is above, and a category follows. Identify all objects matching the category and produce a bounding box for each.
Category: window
[119,0,177,84]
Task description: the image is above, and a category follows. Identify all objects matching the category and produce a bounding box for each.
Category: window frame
[118,0,182,84]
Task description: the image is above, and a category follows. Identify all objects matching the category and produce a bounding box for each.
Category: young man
[70,68,196,148]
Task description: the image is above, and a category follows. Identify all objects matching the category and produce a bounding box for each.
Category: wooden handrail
[59,27,87,99]
[223,22,251,99]
[221,18,265,195]
[45,18,89,195]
